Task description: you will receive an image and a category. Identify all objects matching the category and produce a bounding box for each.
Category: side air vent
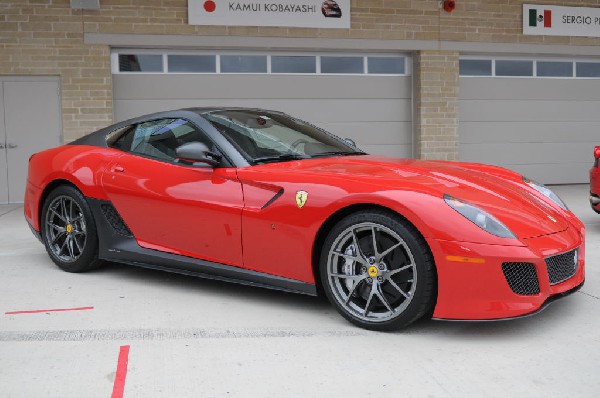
[100,204,133,237]
[501,262,540,295]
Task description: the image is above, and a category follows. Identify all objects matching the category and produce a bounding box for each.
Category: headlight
[444,194,516,239]
[522,177,568,211]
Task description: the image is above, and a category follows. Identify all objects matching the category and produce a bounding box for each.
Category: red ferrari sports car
[24,108,585,331]
[591,146,600,213]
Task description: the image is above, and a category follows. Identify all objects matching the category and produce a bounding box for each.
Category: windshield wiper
[252,153,310,164]
[310,151,367,158]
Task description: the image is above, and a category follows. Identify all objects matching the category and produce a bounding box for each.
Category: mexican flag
[529,9,552,28]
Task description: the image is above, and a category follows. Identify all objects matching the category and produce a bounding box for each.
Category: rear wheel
[320,210,435,331]
[41,185,103,272]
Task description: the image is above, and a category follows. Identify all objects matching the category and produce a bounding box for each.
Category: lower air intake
[546,249,578,285]
[501,262,540,295]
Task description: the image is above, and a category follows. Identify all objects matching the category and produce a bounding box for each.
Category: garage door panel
[498,163,590,185]
[461,78,600,101]
[318,122,412,145]
[460,142,593,166]
[461,121,600,144]
[360,144,412,158]
[115,99,412,124]
[460,100,600,122]
[113,74,411,101]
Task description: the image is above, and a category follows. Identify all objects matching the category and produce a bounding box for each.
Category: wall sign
[188,0,350,28]
[523,4,600,37]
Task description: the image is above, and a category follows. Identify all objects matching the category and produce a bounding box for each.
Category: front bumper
[590,193,600,213]
[430,224,585,320]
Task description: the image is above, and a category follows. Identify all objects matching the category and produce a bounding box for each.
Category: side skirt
[87,198,317,297]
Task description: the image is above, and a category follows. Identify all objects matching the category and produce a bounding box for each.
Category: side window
[111,118,210,162]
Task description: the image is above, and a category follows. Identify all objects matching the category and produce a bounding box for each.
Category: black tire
[319,210,436,331]
[41,185,103,272]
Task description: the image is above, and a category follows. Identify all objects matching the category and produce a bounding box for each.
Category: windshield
[202,110,365,164]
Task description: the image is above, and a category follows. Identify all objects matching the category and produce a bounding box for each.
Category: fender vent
[501,262,540,295]
[100,204,132,237]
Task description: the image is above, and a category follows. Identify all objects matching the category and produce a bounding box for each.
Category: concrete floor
[0,184,598,397]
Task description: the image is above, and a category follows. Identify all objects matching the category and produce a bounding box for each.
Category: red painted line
[112,345,130,398]
[5,306,94,315]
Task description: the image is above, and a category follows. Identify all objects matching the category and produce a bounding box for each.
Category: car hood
[255,155,569,239]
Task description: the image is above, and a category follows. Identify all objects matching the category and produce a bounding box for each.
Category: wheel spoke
[58,237,68,256]
[60,198,69,222]
[387,277,410,299]
[376,284,394,313]
[49,208,66,223]
[345,279,363,304]
[73,235,83,253]
[66,236,75,259]
[371,226,379,259]
[386,264,412,278]
[363,283,377,317]
[351,229,367,260]
[49,223,64,232]
[51,231,66,245]
[332,250,367,266]
[69,199,74,221]
[330,273,366,281]
[379,241,402,259]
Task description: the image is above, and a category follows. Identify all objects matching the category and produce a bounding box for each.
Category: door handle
[0,143,4,149]
[112,165,125,173]
[7,143,17,149]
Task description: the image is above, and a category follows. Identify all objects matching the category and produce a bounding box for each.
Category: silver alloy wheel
[327,222,417,322]
[44,195,87,263]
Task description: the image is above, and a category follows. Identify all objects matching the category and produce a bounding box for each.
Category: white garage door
[459,57,600,184]
[111,51,413,158]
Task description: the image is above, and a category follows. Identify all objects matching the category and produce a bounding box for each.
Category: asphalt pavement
[0,184,598,397]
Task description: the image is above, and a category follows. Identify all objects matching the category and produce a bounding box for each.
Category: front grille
[100,204,132,237]
[502,262,540,295]
[546,249,578,285]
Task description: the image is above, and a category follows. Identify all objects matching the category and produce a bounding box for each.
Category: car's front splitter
[433,279,584,322]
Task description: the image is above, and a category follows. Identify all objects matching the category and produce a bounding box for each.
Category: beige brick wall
[2,0,600,154]
[414,51,459,161]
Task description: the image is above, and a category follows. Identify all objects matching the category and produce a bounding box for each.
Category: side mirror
[343,138,357,148]
[595,146,600,159]
[175,142,221,167]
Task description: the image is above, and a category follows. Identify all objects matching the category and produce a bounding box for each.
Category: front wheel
[320,210,436,331]
[41,185,103,272]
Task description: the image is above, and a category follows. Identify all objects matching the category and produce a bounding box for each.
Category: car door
[101,118,244,267]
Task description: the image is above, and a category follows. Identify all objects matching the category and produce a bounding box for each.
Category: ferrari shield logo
[295,191,308,208]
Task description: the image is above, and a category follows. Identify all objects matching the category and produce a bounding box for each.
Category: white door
[0,77,62,204]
